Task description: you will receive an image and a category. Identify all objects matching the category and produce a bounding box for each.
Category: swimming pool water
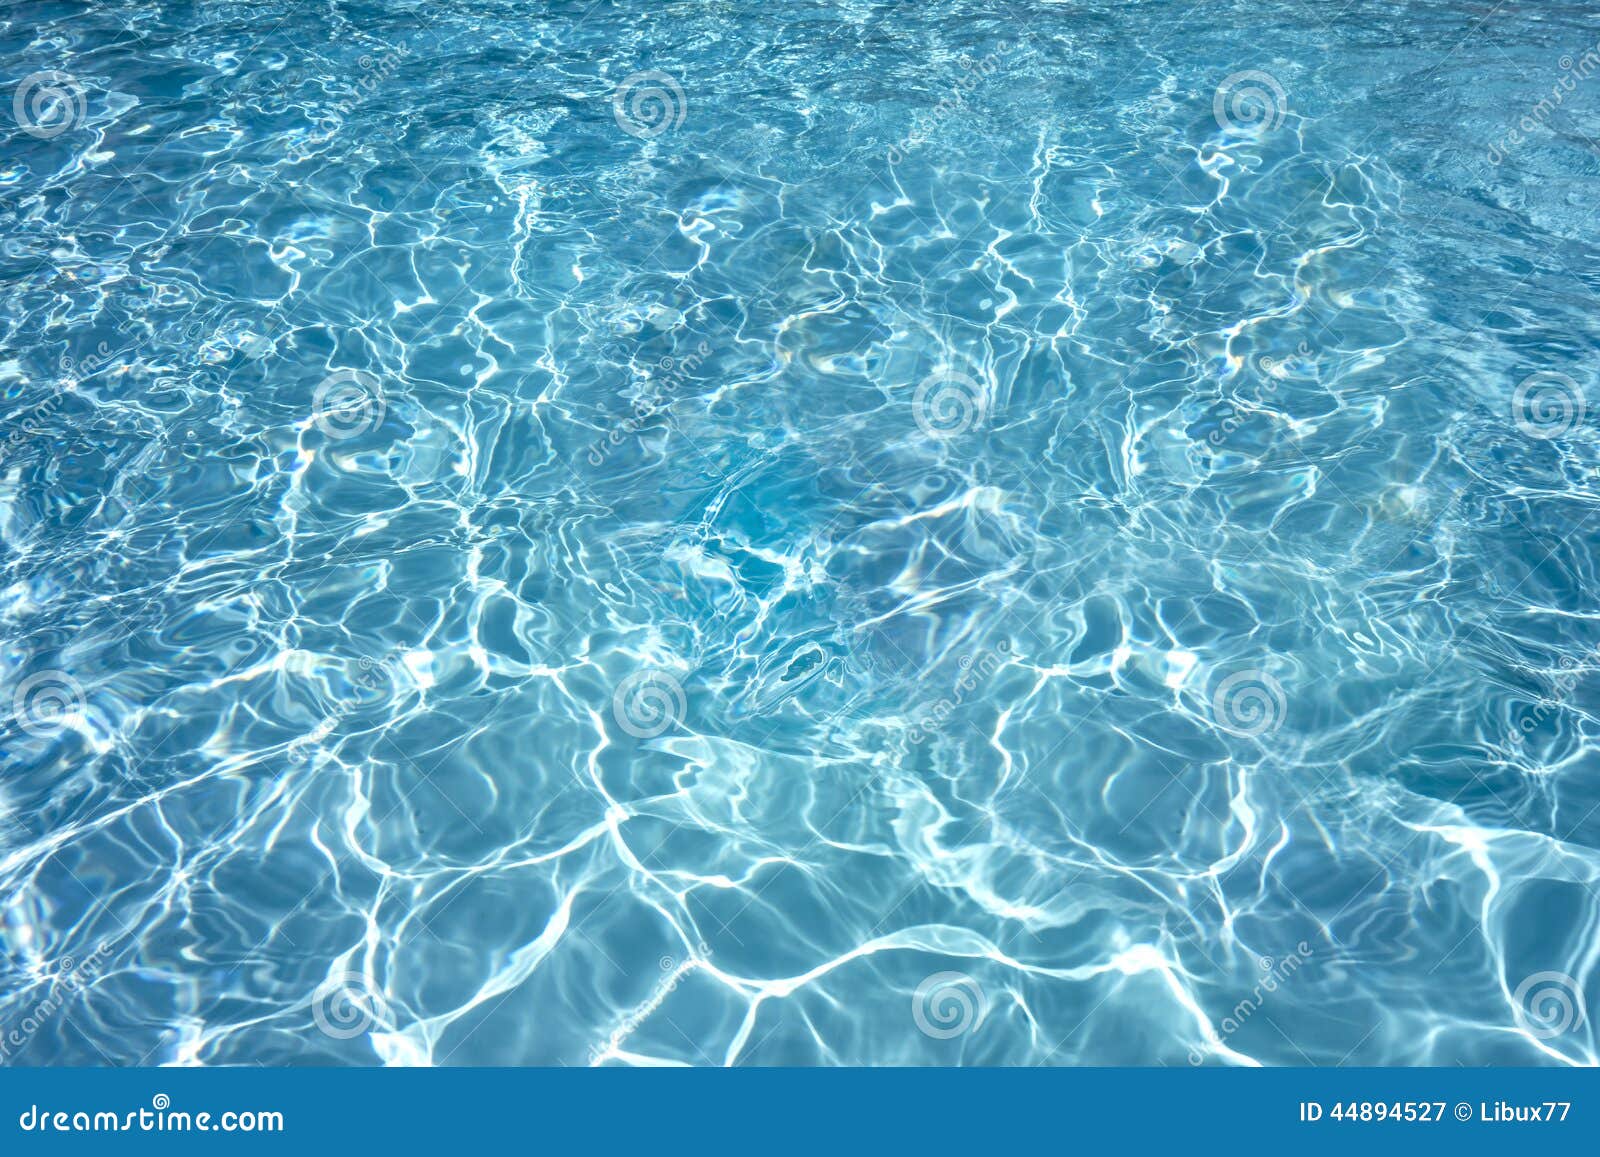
[2,0,1600,1066]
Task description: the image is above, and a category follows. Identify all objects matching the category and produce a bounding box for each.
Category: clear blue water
[2,0,1600,1067]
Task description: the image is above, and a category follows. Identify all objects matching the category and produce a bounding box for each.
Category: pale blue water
[2,0,1599,1066]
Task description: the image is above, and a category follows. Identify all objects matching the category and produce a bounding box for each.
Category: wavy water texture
[2,0,1600,1066]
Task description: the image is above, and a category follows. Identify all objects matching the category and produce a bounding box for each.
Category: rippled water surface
[4,0,1600,1066]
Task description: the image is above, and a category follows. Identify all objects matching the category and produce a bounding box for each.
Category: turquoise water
[2,0,1599,1066]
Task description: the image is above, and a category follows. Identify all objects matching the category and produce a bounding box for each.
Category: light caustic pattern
[1,0,1599,1066]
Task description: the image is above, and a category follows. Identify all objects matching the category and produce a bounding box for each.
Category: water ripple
[1,0,1598,1067]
